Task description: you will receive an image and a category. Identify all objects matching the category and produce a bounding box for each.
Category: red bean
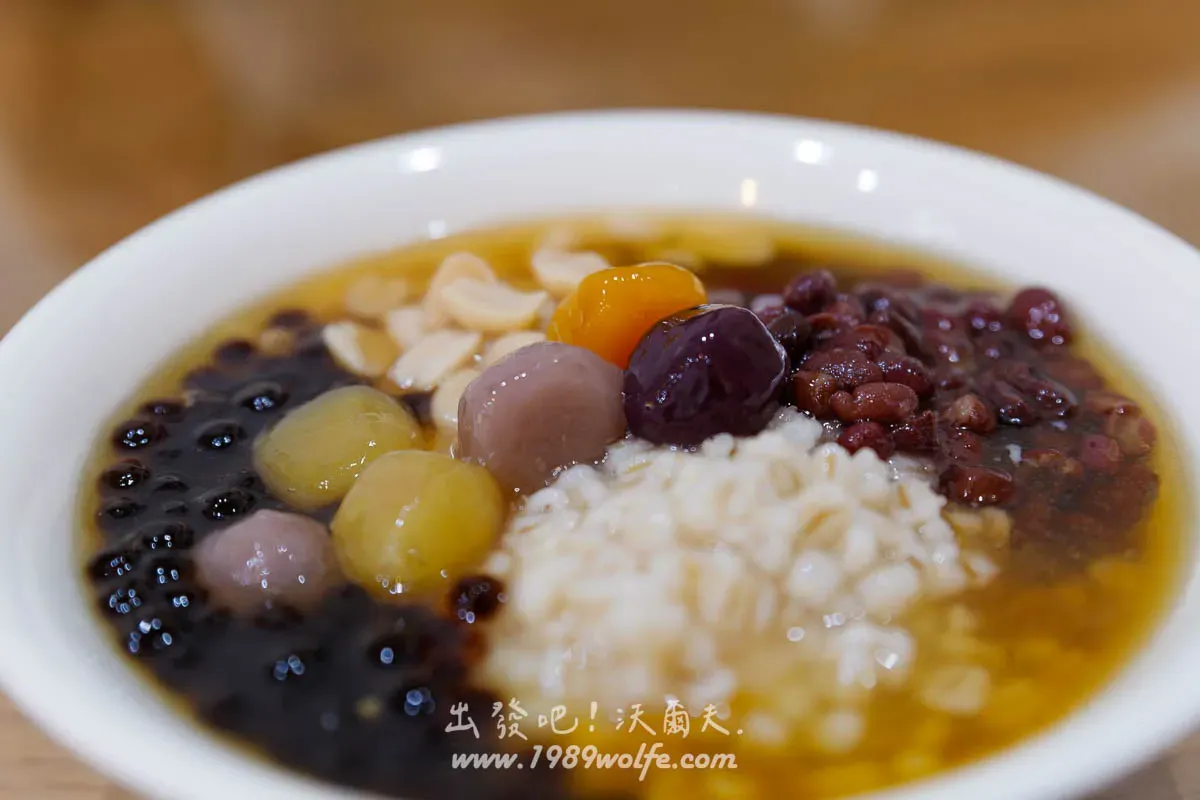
[767,311,813,366]
[828,324,903,359]
[1084,390,1138,417]
[832,294,866,320]
[792,370,838,417]
[940,427,984,464]
[830,382,919,423]
[801,348,884,389]
[868,307,925,353]
[922,285,965,306]
[750,293,787,325]
[943,393,997,433]
[923,330,973,366]
[1104,413,1157,456]
[892,410,938,453]
[974,333,1013,361]
[993,362,1077,418]
[980,376,1039,426]
[1040,355,1104,390]
[783,270,837,314]
[921,308,961,333]
[1079,434,1122,475]
[1021,448,1085,481]
[1009,287,1071,345]
[933,365,970,392]
[940,464,1016,506]
[837,421,895,459]
[829,391,854,420]
[856,283,920,322]
[807,312,850,342]
[965,300,1005,335]
[877,353,934,397]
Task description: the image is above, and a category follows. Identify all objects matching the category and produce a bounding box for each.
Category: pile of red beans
[748,269,1159,566]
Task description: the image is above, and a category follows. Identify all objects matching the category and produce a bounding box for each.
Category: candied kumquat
[545,262,706,367]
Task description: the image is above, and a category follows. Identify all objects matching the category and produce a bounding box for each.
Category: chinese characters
[446,699,739,740]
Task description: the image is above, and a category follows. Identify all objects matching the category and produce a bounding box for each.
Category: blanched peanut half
[645,246,701,270]
[387,329,481,391]
[323,321,399,378]
[604,213,662,241]
[484,331,546,366]
[384,306,426,352]
[441,278,548,334]
[536,225,579,252]
[536,296,558,328]
[678,223,776,266]
[344,275,410,320]
[431,367,481,434]
[530,249,611,297]
[423,252,497,327]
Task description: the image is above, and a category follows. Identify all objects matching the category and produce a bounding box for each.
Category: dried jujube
[624,304,788,446]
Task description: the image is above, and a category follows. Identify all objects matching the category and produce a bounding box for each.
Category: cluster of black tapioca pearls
[86,311,590,799]
[90,311,351,660]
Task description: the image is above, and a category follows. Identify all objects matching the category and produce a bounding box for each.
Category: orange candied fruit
[545,263,706,368]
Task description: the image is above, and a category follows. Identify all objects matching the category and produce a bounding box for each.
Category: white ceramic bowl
[0,110,1197,800]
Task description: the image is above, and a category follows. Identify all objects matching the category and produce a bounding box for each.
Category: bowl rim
[1,108,1198,800]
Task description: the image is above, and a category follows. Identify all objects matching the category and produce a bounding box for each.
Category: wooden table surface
[1,1,1199,797]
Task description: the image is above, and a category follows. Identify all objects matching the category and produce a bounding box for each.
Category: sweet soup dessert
[82,217,1184,799]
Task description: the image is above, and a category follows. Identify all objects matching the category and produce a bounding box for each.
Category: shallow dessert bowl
[0,110,1198,800]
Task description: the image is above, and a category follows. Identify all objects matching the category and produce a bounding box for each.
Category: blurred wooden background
[1,0,1199,797]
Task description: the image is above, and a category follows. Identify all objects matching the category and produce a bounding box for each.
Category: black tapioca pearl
[100,584,146,618]
[268,309,312,330]
[448,575,506,624]
[394,685,437,717]
[199,694,250,730]
[233,471,264,491]
[366,629,439,672]
[124,614,183,659]
[269,648,327,683]
[294,330,333,360]
[112,419,168,451]
[398,392,434,427]
[96,498,146,532]
[151,475,189,493]
[201,487,258,521]
[140,399,186,422]
[185,367,239,394]
[139,522,194,551]
[161,587,203,613]
[319,584,377,623]
[215,339,257,366]
[145,555,193,592]
[234,381,289,414]
[180,390,226,412]
[195,420,246,451]
[156,447,184,463]
[254,605,307,632]
[100,461,150,492]
[88,544,142,583]
[161,500,190,517]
